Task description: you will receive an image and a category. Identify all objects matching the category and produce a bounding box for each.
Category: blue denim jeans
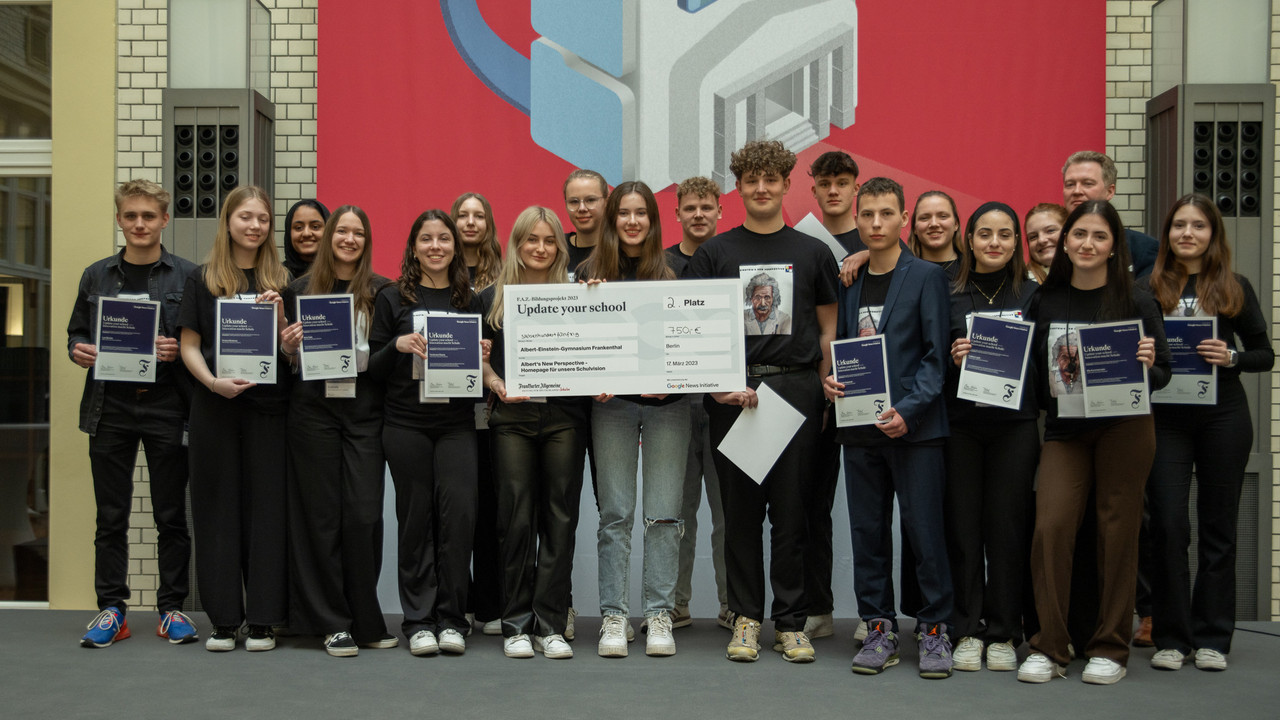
[593,398,690,618]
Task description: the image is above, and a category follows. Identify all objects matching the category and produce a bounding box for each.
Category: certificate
[1153,317,1216,405]
[1078,320,1148,418]
[502,280,745,396]
[957,314,1034,410]
[297,294,357,381]
[716,382,806,484]
[94,297,160,382]
[421,313,482,399]
[830,336,890,427]
[215,299,278,384]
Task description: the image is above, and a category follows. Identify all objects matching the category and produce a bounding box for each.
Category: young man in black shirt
[687,140,837,663]
[67,180,200,648]
[666,177,730,628]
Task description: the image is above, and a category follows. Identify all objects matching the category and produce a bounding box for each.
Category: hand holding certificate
[215,299,278,384]
[956,314,1033,410]
[1153,317,1216,405]
[829,336,891,427]
[420,314,482,399]
[297,294,357,381]
[1078,320,1149,418]
[94,297,161,382]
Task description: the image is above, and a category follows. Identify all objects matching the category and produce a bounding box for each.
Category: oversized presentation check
[503,280,746,396]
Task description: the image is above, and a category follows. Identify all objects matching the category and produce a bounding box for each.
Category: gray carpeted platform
[5,611,1276,719]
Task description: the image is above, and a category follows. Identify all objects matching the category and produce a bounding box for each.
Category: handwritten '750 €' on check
[502,279,747,397]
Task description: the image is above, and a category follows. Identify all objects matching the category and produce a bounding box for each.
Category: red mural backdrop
[317,1,1106,276]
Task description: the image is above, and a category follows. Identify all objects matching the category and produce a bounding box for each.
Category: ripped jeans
[593,398,690,618]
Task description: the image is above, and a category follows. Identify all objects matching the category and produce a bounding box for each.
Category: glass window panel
[0,6,53,139]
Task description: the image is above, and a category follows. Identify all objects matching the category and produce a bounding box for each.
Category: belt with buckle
[746,364,812,378]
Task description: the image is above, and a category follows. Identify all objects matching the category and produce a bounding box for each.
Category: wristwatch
[1227,349,1239,368]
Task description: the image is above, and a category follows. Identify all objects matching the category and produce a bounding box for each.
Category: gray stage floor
[5,610,1276,719]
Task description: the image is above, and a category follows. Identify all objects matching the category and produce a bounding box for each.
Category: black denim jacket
[67,246,200,434]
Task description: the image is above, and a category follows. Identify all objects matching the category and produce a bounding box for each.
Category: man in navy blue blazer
[824,177,955,679]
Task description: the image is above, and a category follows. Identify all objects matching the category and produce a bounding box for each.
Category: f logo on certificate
[466,374,478,392]
[874,399,885,415]
[138,359,151,375]
[341,355,352,372]
[260,361,272,378]
[1197,381,1210,398]
[1130,389,1143,407]
[1003,384,1016,401]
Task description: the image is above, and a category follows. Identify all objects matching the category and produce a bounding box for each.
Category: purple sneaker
[851,618,899,674]
[918,623,954,679]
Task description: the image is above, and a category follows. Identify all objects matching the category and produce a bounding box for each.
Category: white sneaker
[598,615,629,658]
[1194,648,1227,671]
[985,641,1017,671]
[438,628,466,654]
[952,636,983,671]
[534,633,573,659]
[504,633,534,658]
[645,612,676,656]
[803,613,834,640]
[564,607,576,641]
[1017,652,1066,683]
[1152,648,1189,670]
[1082,657,1126,684]
[409,630,439,656]
[482,619,502,636]
[853,620,869,644]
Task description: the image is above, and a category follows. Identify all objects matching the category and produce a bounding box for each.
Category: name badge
[325,378,357,398]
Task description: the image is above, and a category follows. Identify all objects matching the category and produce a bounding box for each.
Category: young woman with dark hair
[577,182,687,658]
[282,199,330,280]
[280,206,395,657]
[1017,200,1171,685]
[944,202,1039,673]
[1142,194,1273,673]
[908,191,964,281]
[369,210,482,657]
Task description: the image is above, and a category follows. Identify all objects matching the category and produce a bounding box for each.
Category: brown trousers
[1029,415,1155,667]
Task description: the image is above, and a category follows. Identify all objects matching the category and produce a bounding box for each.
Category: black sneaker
[206,626,238,652]
[360,633,399,649]
[324,632,358,657]
[246,625,276,652]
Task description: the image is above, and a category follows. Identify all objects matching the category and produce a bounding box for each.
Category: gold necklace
[974,276,1006,305]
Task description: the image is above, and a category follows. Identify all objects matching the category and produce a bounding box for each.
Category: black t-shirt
[933,258,961,284]
[944,271,1040,422]
[834,228,865,256]
[479,285,591,426]
[118,259,154,296]
[565,232,595,281]
[665,244,695,279]
[686,224,838,367]
[1027,283,1171,439]
[177,267,289,414]
[368,283,481,431]
[854,269,893,336]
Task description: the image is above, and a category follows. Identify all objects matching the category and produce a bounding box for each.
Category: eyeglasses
[566,196,603,210]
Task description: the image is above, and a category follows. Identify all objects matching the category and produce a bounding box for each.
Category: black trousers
[1149,381,1253,654]
[383,423,477,636]
[806,410,840,616]
[944,418,1039,643]
[286,379,388,642]
[706,370,823,632]
[489,402,585,637]
[468,425,503,622]
[88,385,190,614]
[187,390,288,628]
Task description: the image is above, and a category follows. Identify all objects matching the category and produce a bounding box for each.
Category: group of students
[69,140,1271,686]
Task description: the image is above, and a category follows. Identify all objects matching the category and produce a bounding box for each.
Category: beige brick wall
[1108,0,1280,622]
[115,0,319,611]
